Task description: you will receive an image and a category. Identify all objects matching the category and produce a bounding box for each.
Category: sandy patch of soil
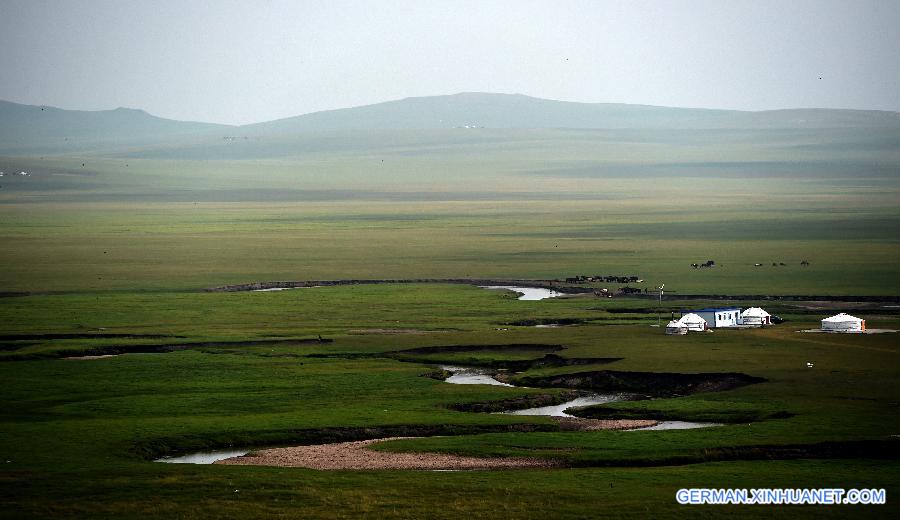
[216,419,654,470]
[63,354,120,360]
[216,437,562,470]
[552,417,658,431]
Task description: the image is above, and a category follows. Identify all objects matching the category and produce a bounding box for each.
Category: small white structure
[821,313,865,333]
[665,320,688,335]
[689,307,742,328]
[741,307,772,326]
[677,313,708,332]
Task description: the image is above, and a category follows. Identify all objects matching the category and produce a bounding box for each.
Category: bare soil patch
[216,437,562,470]
[552,417,657,431]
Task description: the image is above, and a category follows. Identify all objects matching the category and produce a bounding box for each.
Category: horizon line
[2,92,899,127]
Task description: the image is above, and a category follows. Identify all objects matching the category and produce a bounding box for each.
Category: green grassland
[0,285,898,517]
[1,127,898,294]
[2,197,898,294]
[1,126,899,517]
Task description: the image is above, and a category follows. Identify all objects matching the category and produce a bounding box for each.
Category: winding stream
[440,366,624,417]
[440,366,723,429]
[155,365,721,464]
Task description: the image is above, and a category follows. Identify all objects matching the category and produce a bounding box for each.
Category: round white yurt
[741,307,772,326]
[821,313,865,332]
[665,320,688,335]
[678,313,708,332]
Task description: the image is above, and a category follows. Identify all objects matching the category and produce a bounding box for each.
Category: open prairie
[1,284,899,518]
[2,127,898,295]
[1,105,899,518]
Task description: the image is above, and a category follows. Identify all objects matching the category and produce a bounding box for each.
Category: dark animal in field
[779,262,786,266]
[800,260,810,266]
[691,263,699,269]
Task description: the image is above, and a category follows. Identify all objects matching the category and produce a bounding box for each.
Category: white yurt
[665,320,688,335]
[678,313,708,332]
[821,313,866,332]
[741,307,772,326]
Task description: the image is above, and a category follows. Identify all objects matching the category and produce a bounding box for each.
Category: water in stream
[156,449,248,464]
[441,365,513,387]
[502,394,623,418]
[480,286,563,301]
[630,420,722,431]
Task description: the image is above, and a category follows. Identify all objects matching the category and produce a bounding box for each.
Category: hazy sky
[1,0,898,125]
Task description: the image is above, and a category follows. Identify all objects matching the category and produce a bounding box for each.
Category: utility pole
[657,284,665,327]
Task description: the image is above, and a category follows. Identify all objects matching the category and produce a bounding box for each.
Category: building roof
[678,313,708,324]
[822,312,863,322]
[666,320,684,328]
[742,307,770,317]
[688,307,742,313]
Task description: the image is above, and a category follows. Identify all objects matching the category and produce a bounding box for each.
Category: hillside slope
[0,100,231,153]
[243,92,900,133]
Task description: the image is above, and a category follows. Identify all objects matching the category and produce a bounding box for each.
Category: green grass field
[1,285,898,517]
[2,126,899,294]
[1,126,899,517]
[1,196,898,294]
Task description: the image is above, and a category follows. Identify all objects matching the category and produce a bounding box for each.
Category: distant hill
[0,100,231,153]
[1,93,898,155]
[243,92,900,134]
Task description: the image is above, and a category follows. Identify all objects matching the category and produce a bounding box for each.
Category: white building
[821,313,866,332]
[741,307,772,326]
[677,313,708,332]
[665,320,688,335]
[688,307,742,328]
